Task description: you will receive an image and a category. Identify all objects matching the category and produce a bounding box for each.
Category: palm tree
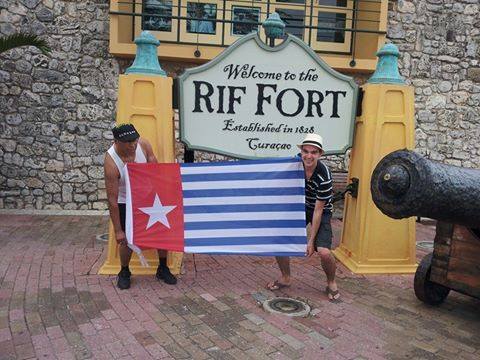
[0,33,51,55]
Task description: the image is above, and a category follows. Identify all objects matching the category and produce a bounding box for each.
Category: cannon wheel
[414,253,450,305]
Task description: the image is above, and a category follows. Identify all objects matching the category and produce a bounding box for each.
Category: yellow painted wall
[354,0,385,61]
[110,0,134,51]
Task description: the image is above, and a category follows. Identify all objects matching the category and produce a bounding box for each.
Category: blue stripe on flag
[183,187,304,198]
[185,236,306,246]
[180,157,300,167]
[184,220,305,230]
[184,203,305,213]
[182,170,304,182]
[186,252,306,257]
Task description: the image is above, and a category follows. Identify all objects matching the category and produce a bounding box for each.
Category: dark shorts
[118,203,126,232]
[307,212,333,250]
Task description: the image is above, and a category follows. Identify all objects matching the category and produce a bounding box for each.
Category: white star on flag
[139,194,177,229]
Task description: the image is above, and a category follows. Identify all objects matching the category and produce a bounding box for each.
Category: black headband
[302,140,323,149]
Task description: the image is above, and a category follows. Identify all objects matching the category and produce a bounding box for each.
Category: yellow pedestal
[98,74,184,275]
[333,83,417,274]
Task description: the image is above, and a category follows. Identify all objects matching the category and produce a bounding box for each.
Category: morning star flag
[124,157,307,258]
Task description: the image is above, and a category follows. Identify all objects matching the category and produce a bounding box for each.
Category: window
[269,0,309,41]
[142,0,173,32]
[276,8,305,40]
[318,0,347,6]
[231,7,261,36]
[317,12,346,43]
[135,0,179,41]
[180,1,223,44]
[310,0,352,52]
[277,0,305,3]
[224,2,267,44]
[187,3,217,35]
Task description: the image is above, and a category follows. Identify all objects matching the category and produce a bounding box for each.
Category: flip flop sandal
[326,286,341,302]
[266,280,290,291]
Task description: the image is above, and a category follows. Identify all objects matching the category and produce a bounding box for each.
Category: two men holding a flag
[105,124,338,301]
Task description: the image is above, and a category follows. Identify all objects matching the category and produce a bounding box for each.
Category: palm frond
[0,33,51,55]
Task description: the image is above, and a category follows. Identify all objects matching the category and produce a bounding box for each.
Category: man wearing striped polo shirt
[266,134,339,301]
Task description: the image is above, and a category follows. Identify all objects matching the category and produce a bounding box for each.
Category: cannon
[371,150,480,305]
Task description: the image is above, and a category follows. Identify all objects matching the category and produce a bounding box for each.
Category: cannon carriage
[371,150,480,305]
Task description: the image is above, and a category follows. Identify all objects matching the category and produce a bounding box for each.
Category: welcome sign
[179,33,358,159]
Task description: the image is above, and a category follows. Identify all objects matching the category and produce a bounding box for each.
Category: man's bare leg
[266,256,291,290]
[157,249,167,261]
[119,243,132,267]
[318,247,339,299]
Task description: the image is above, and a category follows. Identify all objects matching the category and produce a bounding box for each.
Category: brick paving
[0,214,479,360]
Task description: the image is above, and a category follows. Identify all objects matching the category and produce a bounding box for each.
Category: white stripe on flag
[183,195,305,205]
[184,244,307,253]
[185,227,306,239]
[182,178,304,190]
[184,211,305,222]
[124,167,133,246]
[180,161,302,175]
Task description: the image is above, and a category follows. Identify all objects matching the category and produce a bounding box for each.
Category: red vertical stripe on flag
[128,163,184,252]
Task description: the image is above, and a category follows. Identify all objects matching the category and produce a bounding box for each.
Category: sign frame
[179,32,358,159]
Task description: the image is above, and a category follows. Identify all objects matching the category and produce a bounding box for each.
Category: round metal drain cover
[96,233,109,242]
[416,241,434,250]
[263,297,310,317]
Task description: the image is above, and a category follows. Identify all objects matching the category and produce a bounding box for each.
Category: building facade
[0,0,479,210]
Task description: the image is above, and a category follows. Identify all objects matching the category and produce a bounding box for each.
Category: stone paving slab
[0,215,479,360]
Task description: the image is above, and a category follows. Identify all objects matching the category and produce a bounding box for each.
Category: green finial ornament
[262,12,285,41]
[126,31,166,76]
[368,43,405,84]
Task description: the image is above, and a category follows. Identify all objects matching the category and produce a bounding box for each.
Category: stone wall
[0,0,123,210]
[0,0,479,210]
[389,0,480,167]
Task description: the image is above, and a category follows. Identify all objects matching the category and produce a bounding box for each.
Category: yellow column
[99,32,183,275]
[333,44,417,274]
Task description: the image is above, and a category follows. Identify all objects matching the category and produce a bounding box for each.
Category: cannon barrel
[371,150,480,229]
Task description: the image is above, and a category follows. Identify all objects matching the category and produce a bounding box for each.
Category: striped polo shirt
[305,160,333,221]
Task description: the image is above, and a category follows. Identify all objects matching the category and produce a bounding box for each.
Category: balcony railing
[109,0,388,71]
